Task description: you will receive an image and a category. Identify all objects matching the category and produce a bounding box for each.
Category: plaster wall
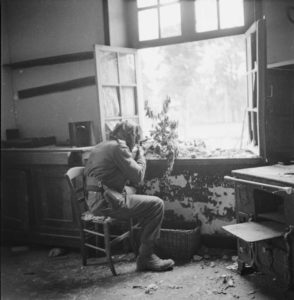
[1,0,105,142]
[1,4,16,139]
[5,0,105,61]
[264,0,294,64]
[108,0,130,47]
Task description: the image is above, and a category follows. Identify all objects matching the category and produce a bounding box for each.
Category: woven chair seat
[81,211,129,225]
[81,211,107,222]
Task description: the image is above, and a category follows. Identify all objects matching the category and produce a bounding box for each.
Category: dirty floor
[1,246,294,300]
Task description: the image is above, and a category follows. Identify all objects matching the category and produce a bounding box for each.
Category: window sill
[145,157,265,179]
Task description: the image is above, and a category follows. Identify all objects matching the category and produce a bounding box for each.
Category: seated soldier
[84,120,174,272]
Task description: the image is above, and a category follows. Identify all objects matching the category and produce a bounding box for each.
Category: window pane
[195,0,218,32]
[123,117,139,126]
[105,120,121,140]
[102,87,120,117]
[138,9,159,41]
[121,87,136,116]
[137,0,157,8]
[160,0,178,4]
[119,53,136,84]
[160,3,181,38]
[100,52,118,84]
[219,0,244,29]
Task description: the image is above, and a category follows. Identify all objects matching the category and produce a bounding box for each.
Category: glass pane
[138,8,159,41]
[219,0,244,29]
[160,0,178,4]
[100,52,118,84]
[121,87,136,116]
[195,0,218,32]
[137,0,157,8]
[105,120,121,140]
[122,117,139,126]
[119,53,136,84]
[160,3,181,38]
[102,87,120,117]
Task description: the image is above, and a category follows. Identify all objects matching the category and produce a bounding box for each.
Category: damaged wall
[141,159,263,235]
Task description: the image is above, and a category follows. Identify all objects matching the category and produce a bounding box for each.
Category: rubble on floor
[1,245,293,300]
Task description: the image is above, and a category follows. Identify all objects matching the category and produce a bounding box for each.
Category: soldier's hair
[110,120,141,150]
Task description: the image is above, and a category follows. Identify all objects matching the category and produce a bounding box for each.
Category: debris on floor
[48,248,67,257]
[226,262,238,271]
[145,283,158,294]
[192,254,203,262]
[2,245,294,300]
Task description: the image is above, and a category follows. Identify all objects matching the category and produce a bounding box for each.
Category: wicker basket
[155,226,201,261]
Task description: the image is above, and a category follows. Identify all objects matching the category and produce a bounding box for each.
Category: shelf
[18,76,96,99]
[4,51,94,69]
[223,221,285,243]
[258,212,285,224]
[268,59,294,70]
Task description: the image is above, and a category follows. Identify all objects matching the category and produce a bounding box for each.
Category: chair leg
[103,222,117,276]
[129,218,138,257]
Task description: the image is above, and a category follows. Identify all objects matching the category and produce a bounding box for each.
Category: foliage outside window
[139,35,257,159]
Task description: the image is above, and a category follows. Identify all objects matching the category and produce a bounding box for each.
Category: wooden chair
[65,166,137,276]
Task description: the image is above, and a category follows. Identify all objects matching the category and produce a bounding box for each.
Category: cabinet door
[266,69,294,163]
[31,166,79,242]
[1,169,30,237]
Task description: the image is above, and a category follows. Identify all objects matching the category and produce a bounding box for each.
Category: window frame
[94,45,142,141]
[244,18,267,158]
[137,0,182,42]
[136,18,267,160]
[129,0,260,49]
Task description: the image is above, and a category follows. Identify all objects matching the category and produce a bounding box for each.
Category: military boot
[136,242,175,272]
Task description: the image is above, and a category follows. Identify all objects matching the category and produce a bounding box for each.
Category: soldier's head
[110,120,142,151]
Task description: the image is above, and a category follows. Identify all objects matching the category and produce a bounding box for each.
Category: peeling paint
[141,171,236,235]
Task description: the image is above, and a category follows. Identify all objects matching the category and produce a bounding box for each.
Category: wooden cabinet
[1,168,30,242]
[223,165,294,288]
[266,68,294,163]
[1,148,90,247]
[30,165,79,246]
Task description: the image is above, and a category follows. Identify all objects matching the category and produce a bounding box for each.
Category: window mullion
[158,4,161,39]
[216,0,220,30]
[116,52,123,118]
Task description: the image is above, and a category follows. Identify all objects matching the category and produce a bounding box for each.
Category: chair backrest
[65,166,86,226]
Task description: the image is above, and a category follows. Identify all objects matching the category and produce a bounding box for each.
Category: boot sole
[136,262,175,272]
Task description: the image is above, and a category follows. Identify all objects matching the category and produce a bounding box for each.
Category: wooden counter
[1,147,93,248]
[232,164,294,186]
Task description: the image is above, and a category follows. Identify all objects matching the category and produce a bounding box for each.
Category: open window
[94,18,291,161]
[244,18,267,158]
[94,45,141,141]
[137,18,268,159]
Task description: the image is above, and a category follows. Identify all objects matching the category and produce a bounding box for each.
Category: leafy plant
[145,97,179,178]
